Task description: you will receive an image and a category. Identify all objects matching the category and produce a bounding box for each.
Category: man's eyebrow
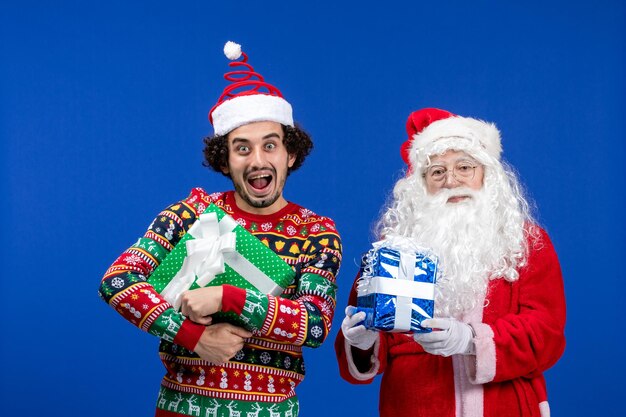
[230,137,250,144]
[262,132,281,140]
[230,133,281,143]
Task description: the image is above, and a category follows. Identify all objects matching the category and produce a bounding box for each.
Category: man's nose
[250,147,265,166]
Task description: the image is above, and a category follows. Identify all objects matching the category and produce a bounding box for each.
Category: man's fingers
[234,340,245,352]
[180,303,189,317]
[227,324,254,339]
[180,291,194,311]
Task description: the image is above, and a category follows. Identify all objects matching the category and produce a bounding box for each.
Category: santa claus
[335,108,566,417]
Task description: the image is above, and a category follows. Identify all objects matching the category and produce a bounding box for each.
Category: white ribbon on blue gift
[160,211,284,310]
[370,250,435,332]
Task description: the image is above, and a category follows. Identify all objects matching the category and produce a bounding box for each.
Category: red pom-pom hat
[209,41,294,136]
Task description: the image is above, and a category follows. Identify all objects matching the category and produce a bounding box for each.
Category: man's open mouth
[247,173,273,193]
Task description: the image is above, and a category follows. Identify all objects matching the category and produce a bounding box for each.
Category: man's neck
[232,192,289,216]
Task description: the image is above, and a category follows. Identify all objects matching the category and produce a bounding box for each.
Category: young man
[99,42,342,417]
[336,108,566,417]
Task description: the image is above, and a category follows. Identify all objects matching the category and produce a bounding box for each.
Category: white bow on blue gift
[370,251,435,331]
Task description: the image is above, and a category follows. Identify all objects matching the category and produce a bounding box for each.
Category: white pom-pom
[223,41,242,60]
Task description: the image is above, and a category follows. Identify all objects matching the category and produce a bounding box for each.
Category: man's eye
[237,146,249,153]
[457,164,473,172]
[430,168,446,177]
[265,143,276,150]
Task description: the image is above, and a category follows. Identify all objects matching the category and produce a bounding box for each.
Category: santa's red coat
[335,228,566,417]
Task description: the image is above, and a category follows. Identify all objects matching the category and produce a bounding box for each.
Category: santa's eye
[428,167,447,179]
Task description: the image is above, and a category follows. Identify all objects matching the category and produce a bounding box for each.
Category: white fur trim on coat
[344,336,381,381]
[212,94,294,136]
[453,355,484,417]
[453,298,487,417]
[464,322,496,384]
[539,400,550,417]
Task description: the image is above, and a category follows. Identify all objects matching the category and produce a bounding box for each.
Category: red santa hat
[400,108,502,173]
[209,41,294,136]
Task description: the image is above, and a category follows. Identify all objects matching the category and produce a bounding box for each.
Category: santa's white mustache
[427,187,482,205]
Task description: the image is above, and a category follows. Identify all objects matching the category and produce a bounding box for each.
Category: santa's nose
[442,171,462,188]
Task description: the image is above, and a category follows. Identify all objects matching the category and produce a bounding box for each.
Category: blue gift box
[356,245,438,333]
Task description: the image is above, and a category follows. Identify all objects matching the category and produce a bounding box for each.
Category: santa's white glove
[341,306,379,351]
[413,318,475,357]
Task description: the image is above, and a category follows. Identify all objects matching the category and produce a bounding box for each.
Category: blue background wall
[2,1,624,416]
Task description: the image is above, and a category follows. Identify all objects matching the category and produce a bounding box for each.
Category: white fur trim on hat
[409,116,502,170]
[212,94,294,136]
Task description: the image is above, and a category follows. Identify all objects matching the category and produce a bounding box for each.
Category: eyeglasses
[423,160,480,184]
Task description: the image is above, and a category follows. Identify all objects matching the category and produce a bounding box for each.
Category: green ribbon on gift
[149,204,295,310]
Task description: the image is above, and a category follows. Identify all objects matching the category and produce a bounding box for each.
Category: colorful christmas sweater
[99,188,342,417]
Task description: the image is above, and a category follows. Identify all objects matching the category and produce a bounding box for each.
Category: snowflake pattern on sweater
[99,188,342,416]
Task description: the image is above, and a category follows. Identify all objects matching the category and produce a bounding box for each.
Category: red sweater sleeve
[98,188,212,352]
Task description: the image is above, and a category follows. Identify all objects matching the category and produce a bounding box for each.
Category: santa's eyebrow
[428,157,478,167]
[455,158,479,165]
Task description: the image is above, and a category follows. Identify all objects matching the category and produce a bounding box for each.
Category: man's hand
[180,286,224,325]
[342,306,379,351]
[413,318,475,357]
[193,323,253,364]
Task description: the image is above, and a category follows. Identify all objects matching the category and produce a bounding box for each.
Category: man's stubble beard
[232,164,288,209]
[233,178,284,209]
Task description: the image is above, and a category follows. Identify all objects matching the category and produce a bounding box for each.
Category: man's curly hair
[202,124,313,177]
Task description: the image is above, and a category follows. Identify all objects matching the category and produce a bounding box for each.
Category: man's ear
[288,153,296,168]
[221,164,230,175]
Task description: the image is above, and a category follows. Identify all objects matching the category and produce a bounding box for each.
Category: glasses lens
[428,166,446,181]
[454,163,476,179]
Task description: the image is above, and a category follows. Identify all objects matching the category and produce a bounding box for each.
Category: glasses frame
[422,160,481,184]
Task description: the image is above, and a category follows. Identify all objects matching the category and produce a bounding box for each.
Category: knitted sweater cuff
[221,284,247,315]
[173,319,206,351]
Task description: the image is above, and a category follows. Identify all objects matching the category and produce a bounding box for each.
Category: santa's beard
[377,159,533,318]
[405,187,503,318]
